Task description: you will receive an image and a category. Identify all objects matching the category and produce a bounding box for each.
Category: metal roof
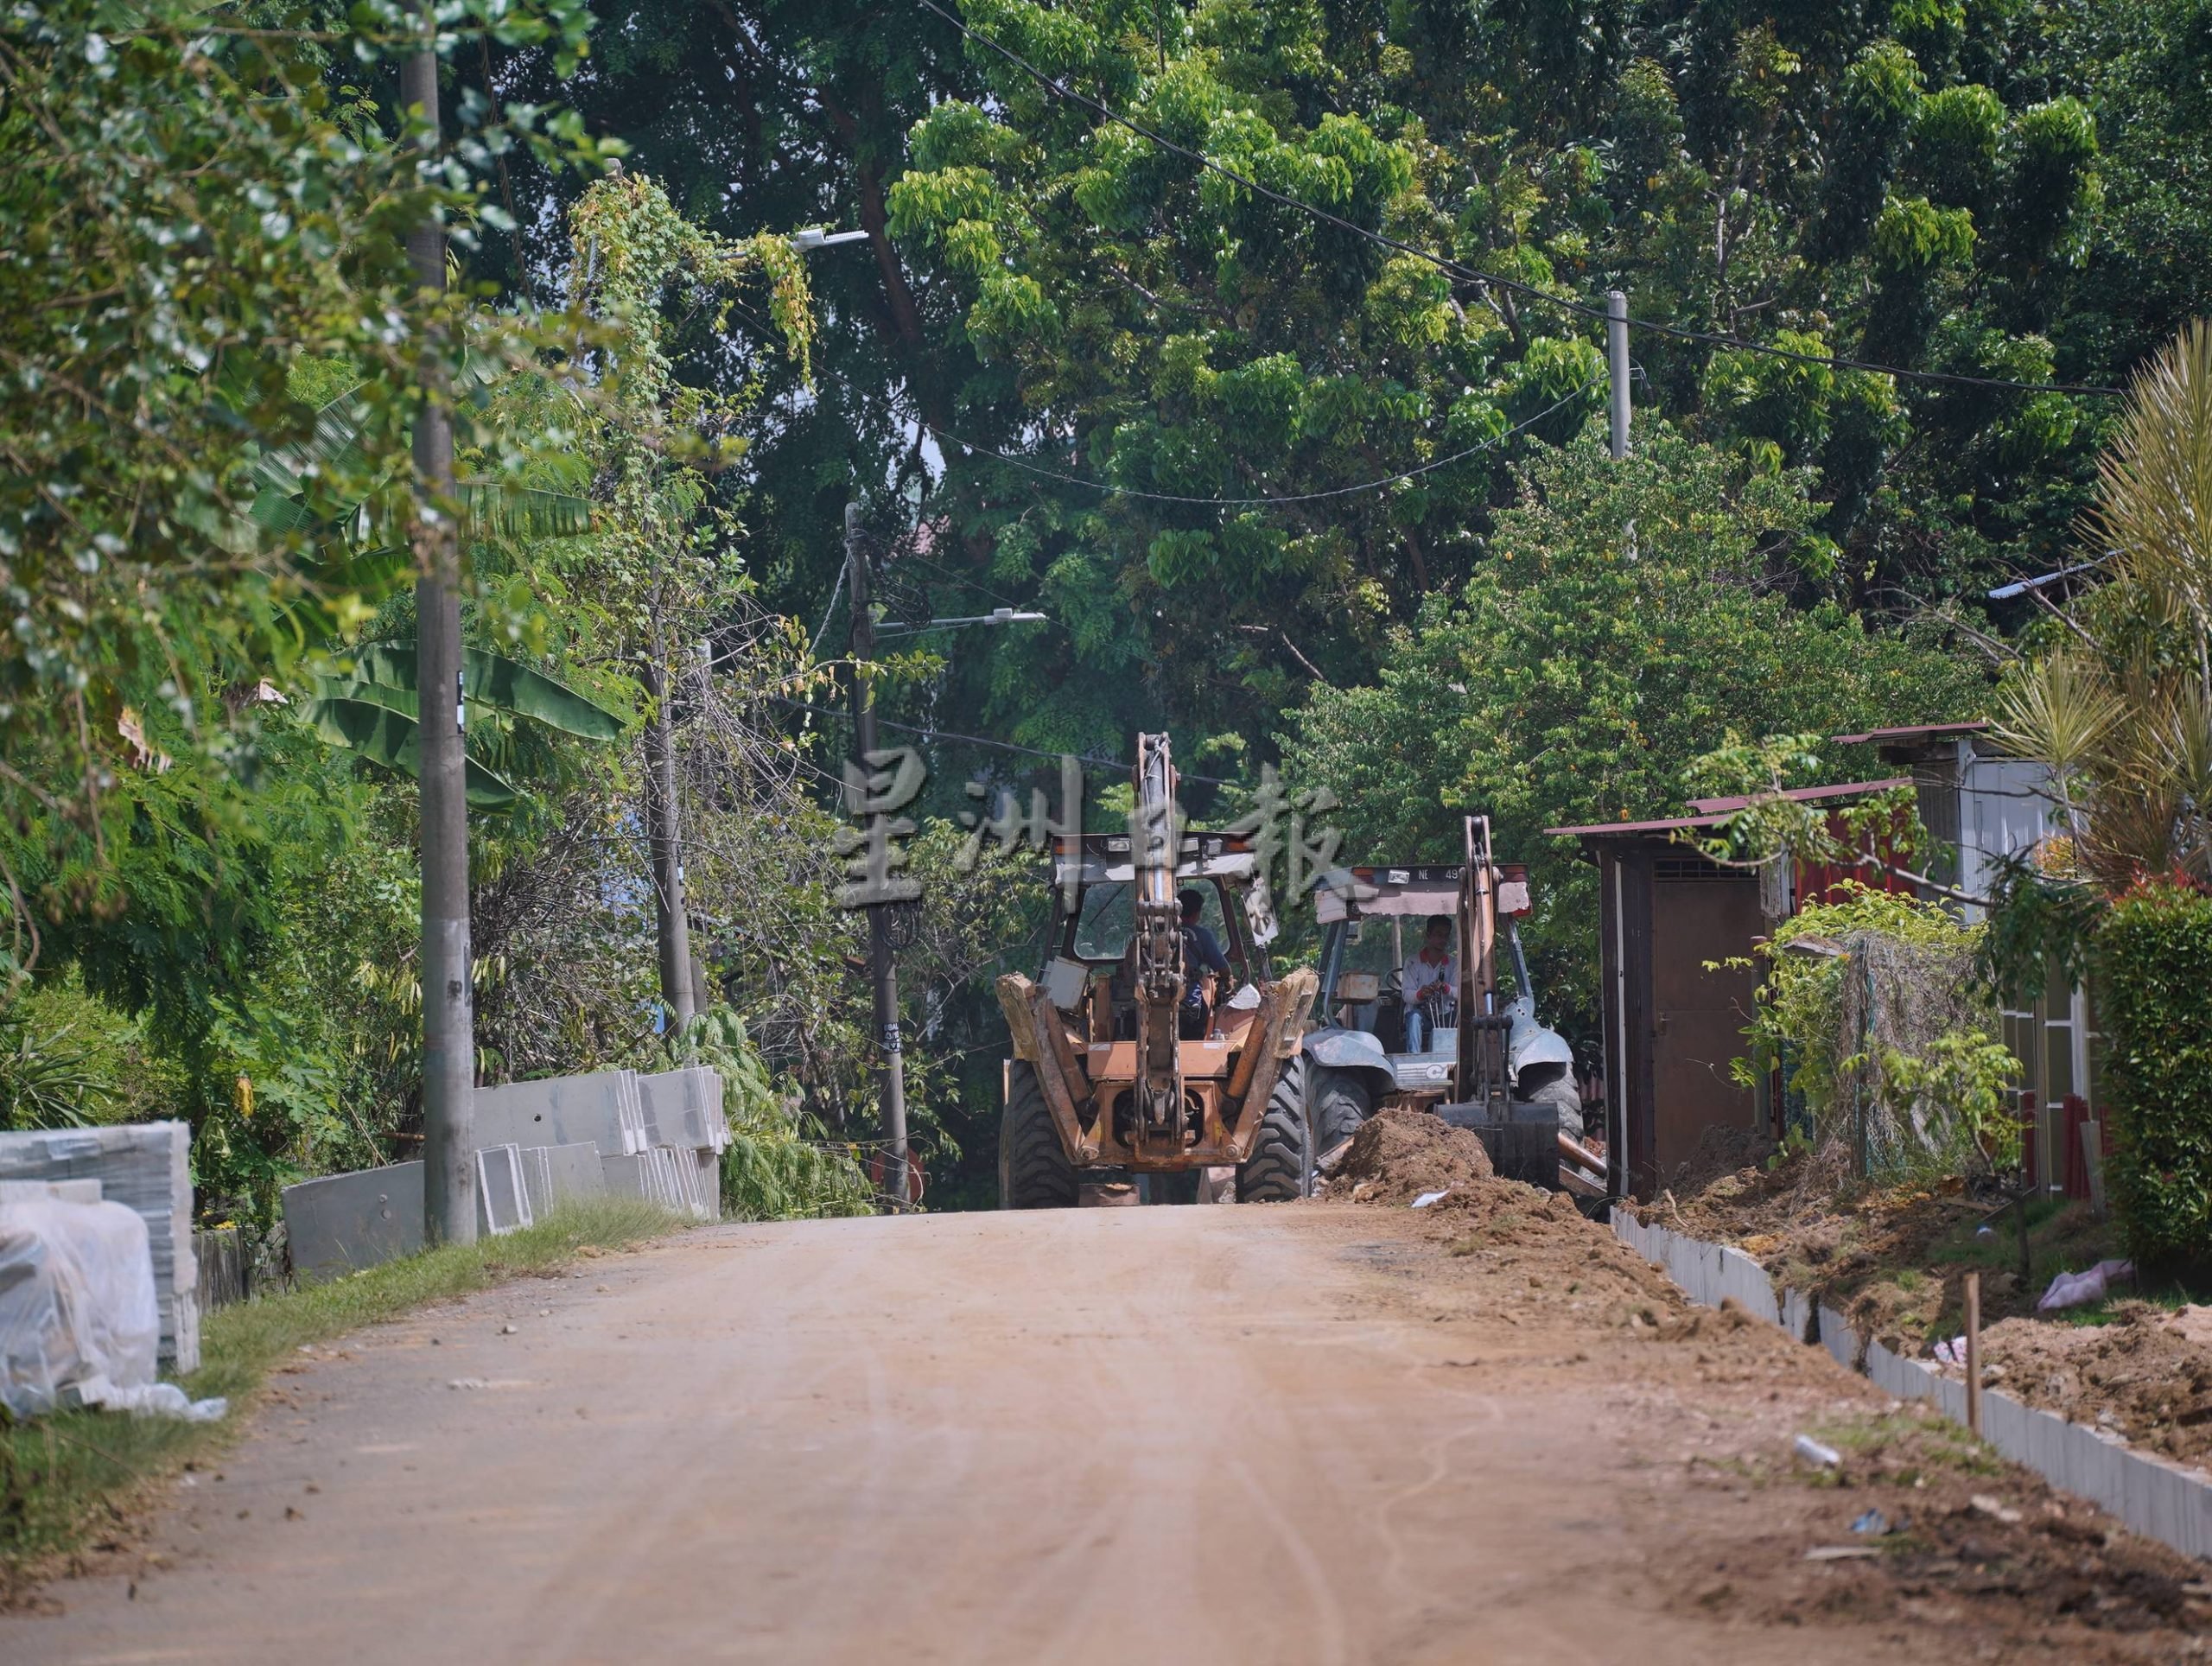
[1546,778,1912,840]
[1829,721,1990,747]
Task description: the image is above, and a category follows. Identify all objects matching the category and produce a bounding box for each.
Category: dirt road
[4,1200,2202,1663]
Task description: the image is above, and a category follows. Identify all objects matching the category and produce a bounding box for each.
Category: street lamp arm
[791,227,872,252]
[874,607,1050,637]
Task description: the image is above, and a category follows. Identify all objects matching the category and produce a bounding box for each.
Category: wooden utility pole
[404,35,476,1244]
[846,502,910,1206]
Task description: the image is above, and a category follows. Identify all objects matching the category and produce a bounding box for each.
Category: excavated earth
[3,1184,2207,1663]
[1649,1130,2212,1467]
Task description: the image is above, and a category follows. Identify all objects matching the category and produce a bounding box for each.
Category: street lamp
[843,506,1048,1210]
[790,226,871,253]
[874,606,1049,638]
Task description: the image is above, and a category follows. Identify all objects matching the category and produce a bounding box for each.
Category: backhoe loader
[995,734,1319,1207]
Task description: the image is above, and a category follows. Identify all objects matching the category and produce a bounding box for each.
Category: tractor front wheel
[1310,1066,1373,1158]
[1237,1056,1313,1203]
[1000,1059,1078,1209]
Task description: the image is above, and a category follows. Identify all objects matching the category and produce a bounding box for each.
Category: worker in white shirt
[1402,913,1458,1052]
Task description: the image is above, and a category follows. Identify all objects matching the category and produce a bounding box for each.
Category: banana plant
[245,368,624,809]
[307,643,627,810]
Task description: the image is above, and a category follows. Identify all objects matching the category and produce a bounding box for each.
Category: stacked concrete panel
[518,1142,604,1220]
[474,1144,531,1236]
[636,1067,728,1154]
[0,1122,198,1373]
[474,1071,646,1160]
[632,1066,724,1221]
[283,1161,426,1282]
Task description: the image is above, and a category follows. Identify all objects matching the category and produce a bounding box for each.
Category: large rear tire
[1515,1065,1585,1135]
[1237,1056,1313,1203]
[1000,1059,1078,1209]
[1311,1066,1373,1156]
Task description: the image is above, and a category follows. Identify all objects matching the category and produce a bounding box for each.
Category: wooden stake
[1964,1271,1983,1438]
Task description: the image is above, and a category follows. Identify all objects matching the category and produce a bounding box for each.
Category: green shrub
[2096,880,2212,1268]
[1732,882,2015,1179]
[678,1008,874,1220]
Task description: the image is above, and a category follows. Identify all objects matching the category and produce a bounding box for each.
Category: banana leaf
[305,695,518,809]
[347,644,626,739]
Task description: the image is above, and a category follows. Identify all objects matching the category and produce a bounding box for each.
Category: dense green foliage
[1735,884,2017,1180]
[1284,422,1983,1025]
[2096,880,2212,1269]
[473,0,2209,782]
[9,0,2212,1222]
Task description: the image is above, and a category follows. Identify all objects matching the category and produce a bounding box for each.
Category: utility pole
[846,501,911,1207]
[642,641,696,1033]
[404,32,475,1244]
[1607,289,1631,461]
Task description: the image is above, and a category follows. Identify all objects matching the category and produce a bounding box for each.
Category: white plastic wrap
[0,1198,160,1418]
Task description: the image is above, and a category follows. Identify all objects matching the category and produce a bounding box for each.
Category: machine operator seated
[1179,887,1230,1039]
[1402,913,1458,1052]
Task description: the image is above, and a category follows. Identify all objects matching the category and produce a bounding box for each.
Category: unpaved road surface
[5,1200,2203,1663]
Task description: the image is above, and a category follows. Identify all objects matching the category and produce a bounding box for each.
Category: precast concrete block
[1717,1247,1778,1324]
[518,1142,604,1218]
[636,1067,727,1152]
[474,1071,640,1160]
[475,1144,531,1236]
[283,1161,425,1281]
[1780,1288,1815,1345]
[1820,1306,1859,1373]
[693,1148,721,1220]
[601,1152,649,1201]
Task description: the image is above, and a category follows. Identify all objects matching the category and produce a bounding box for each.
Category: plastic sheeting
[0,1198,160,1418]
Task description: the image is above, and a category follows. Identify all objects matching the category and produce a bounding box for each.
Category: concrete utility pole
[404,34,476,1245]
[642,645,696,1033]
[846,501,911,1207]
[1607,289,1631,461]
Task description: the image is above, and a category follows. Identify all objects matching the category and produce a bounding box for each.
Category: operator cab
[1045,831,1273,1047]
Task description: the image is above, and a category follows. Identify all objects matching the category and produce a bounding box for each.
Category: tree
[1285,420,1986,1032]
[1993,321,2212,892]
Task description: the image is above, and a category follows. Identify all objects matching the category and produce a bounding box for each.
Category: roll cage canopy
[1049,830,1260,895]
[1315,864,1531,923]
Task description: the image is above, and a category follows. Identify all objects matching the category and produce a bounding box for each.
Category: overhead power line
[914,0,2126,399]
[728,293,1597,506]
[938,372,1603,504]
[771,694,1237,786]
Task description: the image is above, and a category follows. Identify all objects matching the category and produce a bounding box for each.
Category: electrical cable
[937,372,1602,504]
[769,693,1237,786]
[724,293,1599,507]
[913,0,2126,399]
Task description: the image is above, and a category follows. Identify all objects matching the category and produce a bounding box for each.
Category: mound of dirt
[1967,1302,2212,1466]
[1663,1122,1778,1200]
[1331,1107,1492,1205]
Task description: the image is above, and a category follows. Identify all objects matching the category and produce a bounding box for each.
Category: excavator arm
[1129,732,1185,1139]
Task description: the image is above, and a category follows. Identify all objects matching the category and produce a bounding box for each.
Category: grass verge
[1,1196,681,1595]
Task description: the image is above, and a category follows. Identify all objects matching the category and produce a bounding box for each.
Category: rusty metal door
[1648,861,1763,1178]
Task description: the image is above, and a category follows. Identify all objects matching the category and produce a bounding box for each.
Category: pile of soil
[1327,1106,1491,1205]
[1966,1303,2212,1467]
[1663,1122,1778,1200]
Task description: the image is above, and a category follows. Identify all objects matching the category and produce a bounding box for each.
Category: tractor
[1302,817,1601,1192]
[995,734,1319,1207]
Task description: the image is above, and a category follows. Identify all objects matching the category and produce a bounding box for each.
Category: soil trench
[2,1198,2202,1664]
